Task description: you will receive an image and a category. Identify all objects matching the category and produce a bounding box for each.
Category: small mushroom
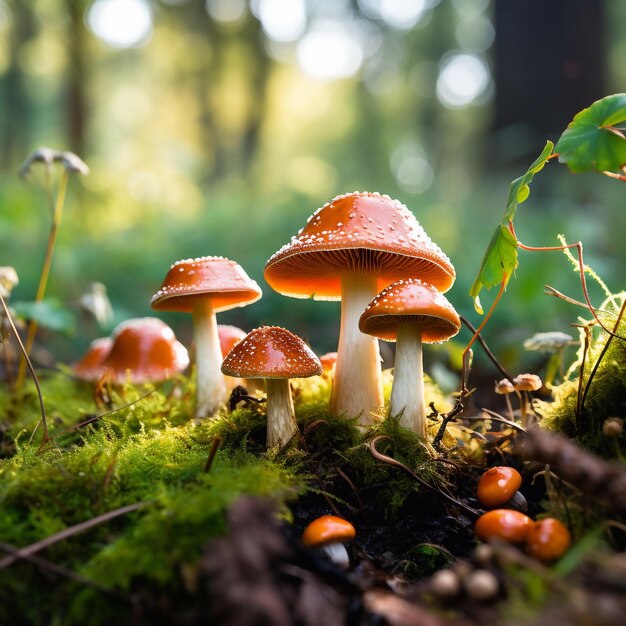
[264,192,455,425]
[301,515,356,568]
[474,509,533,544]
[101,318,189,384]
[494,378,516,421]
[512,373,542,427]
[221,326,321,450]
[151,256,262,418]
[463,569,500,601]
[73,337,113,381]
[477,466,527,512]
[359,278,460,437]
[525,517,571,562]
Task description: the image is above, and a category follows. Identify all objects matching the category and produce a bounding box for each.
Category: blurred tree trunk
[0,1,36,168]
[66,0,88,156]
[493,0,606,154]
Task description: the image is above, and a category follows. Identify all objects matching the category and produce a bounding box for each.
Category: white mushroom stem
[331,272,383,424]
[265,378,299,449]
[389,323,426,437]
[193,298,227,418]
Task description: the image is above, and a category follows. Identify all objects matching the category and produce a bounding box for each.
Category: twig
[432,401,465,450]
[460,316,512,381]
[471,409,527,432]
[203,436,222,473]
[368,435,480,517]
[580,297,626,414]
[0,501,150,570]
[47,389,157,442]
[0,292,49,443]
[575,324,592,433]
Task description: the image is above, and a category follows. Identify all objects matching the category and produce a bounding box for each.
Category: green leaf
[469,142,553,312]
[555,93,626,173]
[504,141,554,222]
[12,299,77,335]
[469,225,517,313]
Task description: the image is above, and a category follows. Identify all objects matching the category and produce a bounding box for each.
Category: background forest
[0,0,623,383]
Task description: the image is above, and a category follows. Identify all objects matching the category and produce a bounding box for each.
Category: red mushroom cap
[150,256,262,313]
[302,515,356,547]
[73,337,113,381]
[358,278,460,342]
[221,326,322,380]
[102,318,189,383]
[474,509,533,544]
[477,466,523,508]
[526,518,571,562]
[264,192,455,301]
[218,324,247,358]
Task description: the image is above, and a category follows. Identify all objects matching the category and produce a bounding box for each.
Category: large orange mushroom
[101,318,189,384]
[359,278,460,436]
[221,326,321,450]
[264,192,454,424]
[151,256,261,418]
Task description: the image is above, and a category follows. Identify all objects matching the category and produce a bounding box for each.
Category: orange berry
[526,518,571,562]
[474,509,533,544]
[477,466,522,507]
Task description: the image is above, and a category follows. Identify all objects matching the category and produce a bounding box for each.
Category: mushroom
[301,514,356,568]
[474,509,533,544]
[359,278,460,437]
[264,192,455,425]
[525,517,571,562]
[73,337,113,381]
[218,324,247,358]
[151,256,262,418]
[221,326,322,450]
[512,373,542,427]
[101,318,189,384]
[494,378,516,421]
[477,466,527,512]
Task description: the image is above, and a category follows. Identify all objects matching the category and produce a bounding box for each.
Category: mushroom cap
[150,256,262,313]
[302,515,356,547]
[495,378,515,394]
[474,509,533,544]
[358,278,460,342]
[525,518,571,562]
[512,373,542,392]
[221,326,322,380]
[264,192,455,301]
[73,337,113,381]
[102,318,189,384]
[218,324,247,358]
[477,466,523,508]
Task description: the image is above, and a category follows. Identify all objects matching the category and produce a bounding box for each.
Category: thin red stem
[461,274,509,394]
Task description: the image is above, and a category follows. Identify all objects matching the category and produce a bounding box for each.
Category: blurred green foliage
[0,0,624,385]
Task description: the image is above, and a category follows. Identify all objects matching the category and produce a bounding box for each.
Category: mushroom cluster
[265,191,456,428]
[73,191,459,448]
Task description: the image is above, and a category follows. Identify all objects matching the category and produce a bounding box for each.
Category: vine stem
[461,274,509,394]
[15,169,70,391]
[0,291,48,443]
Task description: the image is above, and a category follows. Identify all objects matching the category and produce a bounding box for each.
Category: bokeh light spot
[86,0,153,49]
